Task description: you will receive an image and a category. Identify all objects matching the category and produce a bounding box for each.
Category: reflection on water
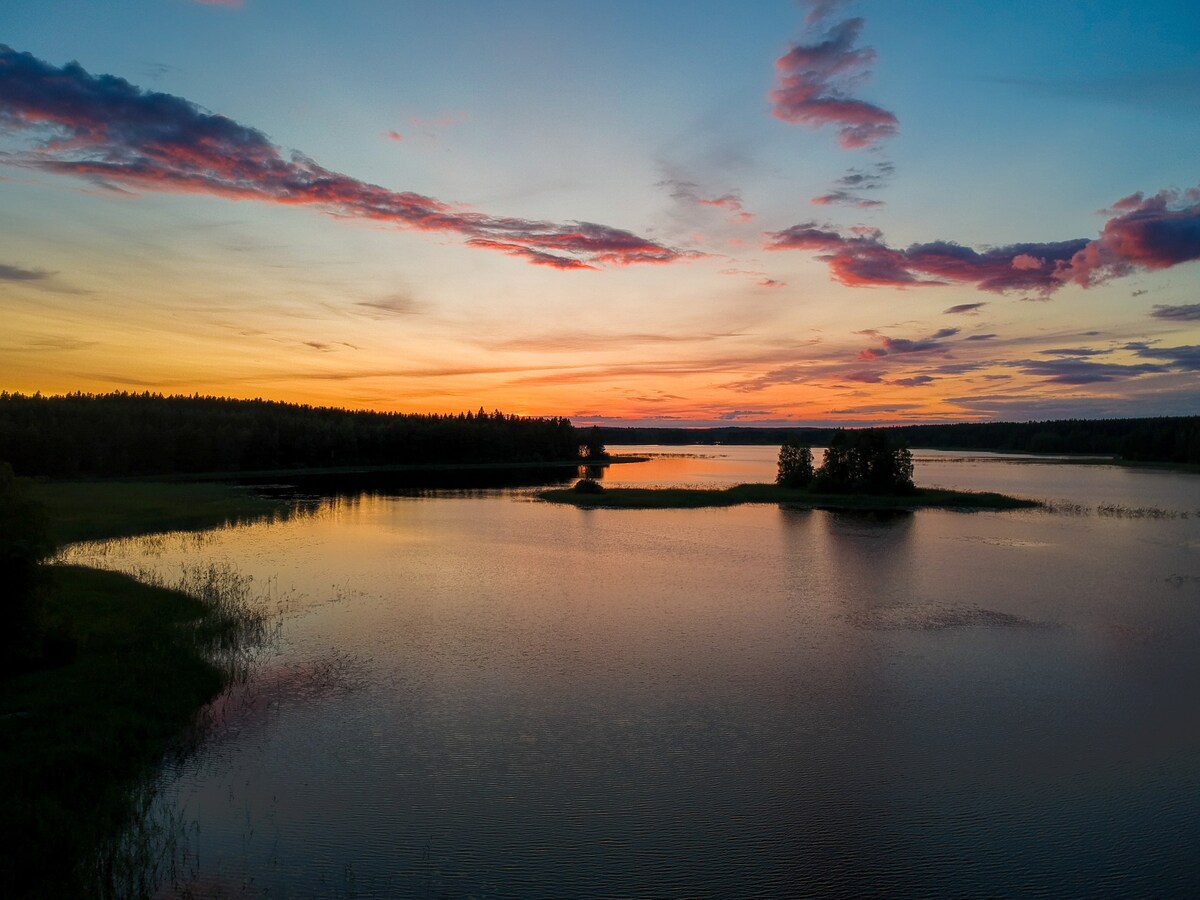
[61,449,1200,897]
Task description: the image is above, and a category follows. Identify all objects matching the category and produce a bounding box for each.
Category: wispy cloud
[0,44,686,270]
[812,161,894,207]
[767,186,1200,293]
[659,179,755,224]
[944,302,986,315]
[352,294,421,318]
[770,16,898,149]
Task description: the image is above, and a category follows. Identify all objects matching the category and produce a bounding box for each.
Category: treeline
[0,392,581,478]
[595,416,1200,464]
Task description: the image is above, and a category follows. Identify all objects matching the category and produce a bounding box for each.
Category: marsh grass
[0,562,277,898]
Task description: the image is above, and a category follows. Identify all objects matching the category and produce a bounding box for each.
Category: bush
[573,478,606,494]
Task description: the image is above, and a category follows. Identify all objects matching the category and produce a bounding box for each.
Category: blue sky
[2,1,1198,424]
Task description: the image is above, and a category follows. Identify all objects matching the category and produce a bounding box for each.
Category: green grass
[1,564,269,898]
[538,482,1041,511]
[29,480,294,545]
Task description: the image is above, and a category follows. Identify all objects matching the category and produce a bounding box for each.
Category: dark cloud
[893,375,935,387]
[0,262,51,281]
[964,333,997,341]
[858,328,957,360]
[0,44,685,270]
[1150,303,1200,321]
[944,302,986,315]
[767,185,1200,293]
[813,162,894,208]
[811,191,885,209]
[1016,359,1166,384]
[769,18,898,149]
[1132,344,1200,371]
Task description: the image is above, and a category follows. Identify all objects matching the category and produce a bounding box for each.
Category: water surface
[65,448,1200,897]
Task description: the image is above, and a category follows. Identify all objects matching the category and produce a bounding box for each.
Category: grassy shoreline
[538,482,1041,511]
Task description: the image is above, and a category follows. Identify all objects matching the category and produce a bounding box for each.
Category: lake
[63,448,1200,897]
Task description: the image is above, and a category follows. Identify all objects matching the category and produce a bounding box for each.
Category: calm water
[64,449,1200,897]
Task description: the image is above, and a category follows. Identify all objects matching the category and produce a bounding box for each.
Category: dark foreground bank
[2,476,281,898]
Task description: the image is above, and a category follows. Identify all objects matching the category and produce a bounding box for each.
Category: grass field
[538,482,1041,511]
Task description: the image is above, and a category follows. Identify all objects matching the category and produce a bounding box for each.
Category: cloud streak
[767,186,1200,293]
[770,17,898,149]
[1150,303,1200,321]
[0,44,686,270]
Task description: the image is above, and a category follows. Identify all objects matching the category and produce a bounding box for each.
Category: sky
[2,0,1199,426]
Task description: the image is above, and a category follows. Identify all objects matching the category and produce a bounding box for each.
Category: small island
[540,430,1041,512]
[538,483,1038,511]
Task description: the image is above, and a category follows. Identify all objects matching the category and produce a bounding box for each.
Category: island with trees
[540,429,1039,511]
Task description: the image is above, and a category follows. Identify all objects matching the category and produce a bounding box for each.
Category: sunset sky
[2,0,1199,425]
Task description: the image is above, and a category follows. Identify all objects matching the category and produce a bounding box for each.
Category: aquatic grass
[1097,502,1188,519]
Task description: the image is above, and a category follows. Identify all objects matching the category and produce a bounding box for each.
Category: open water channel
[63,447,1200,897]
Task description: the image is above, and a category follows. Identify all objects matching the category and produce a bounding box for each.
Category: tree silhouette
[776,438,814,487]
[812,429,914,495]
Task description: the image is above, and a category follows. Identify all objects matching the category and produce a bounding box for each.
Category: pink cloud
[1059,188,1200,286]
[384,130,404,142]
[769,18,898,149]
[0,44,686,270]
[766,186,1200,294]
